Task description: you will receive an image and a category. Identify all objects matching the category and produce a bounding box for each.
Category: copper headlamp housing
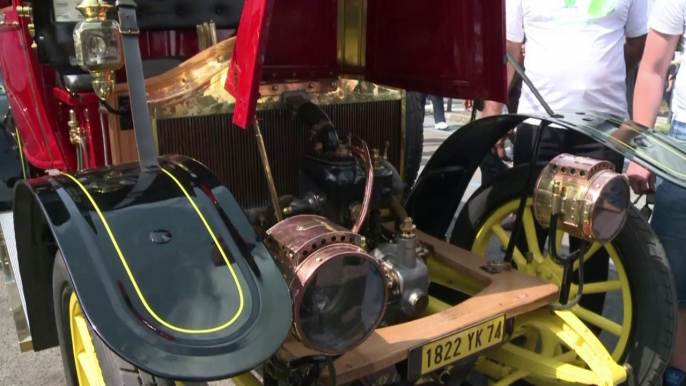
[265,215,388,354]
[533,154,630,243]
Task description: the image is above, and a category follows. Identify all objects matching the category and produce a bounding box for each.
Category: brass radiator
[156,101,402,209]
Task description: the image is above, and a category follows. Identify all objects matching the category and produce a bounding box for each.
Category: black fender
[1,115,22,210]
[12,155,292,381]
[406,111,686,238]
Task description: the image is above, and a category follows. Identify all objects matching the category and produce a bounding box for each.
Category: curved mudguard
[13,155,292,381]
[407,111,686,238]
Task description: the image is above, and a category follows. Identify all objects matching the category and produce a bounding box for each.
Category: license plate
[408,315,506,378]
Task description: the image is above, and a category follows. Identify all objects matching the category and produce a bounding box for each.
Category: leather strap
[116,0,159,170]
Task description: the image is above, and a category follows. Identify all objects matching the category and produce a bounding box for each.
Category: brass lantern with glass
[72,0,123,100]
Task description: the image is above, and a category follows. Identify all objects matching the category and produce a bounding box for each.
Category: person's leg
[652,177,686,384]
[563,133,623,311]
[430,95,447,128]
[512,123,567,250]
[513,123,567,170]
[480,152,509,186]
[653,120,686,384]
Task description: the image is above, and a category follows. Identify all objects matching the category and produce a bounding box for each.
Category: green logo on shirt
[556,0,616,23]
[587,0,615,18]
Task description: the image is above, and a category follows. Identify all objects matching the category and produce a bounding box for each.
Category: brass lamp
[533,154,630,243]
[73,0,123,100]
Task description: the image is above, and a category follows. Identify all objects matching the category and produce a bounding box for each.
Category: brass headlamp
[266,215,387,354]
[73,0,123,100]
[533,154,630,243]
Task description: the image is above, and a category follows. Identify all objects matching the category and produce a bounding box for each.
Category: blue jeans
[652,120,686,308]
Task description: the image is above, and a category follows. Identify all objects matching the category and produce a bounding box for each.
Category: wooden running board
[281,230,559,384]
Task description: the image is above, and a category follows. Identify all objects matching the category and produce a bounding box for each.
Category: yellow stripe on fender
[61,169,245,334]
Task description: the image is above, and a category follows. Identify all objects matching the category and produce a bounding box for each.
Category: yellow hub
[69,292,106,386]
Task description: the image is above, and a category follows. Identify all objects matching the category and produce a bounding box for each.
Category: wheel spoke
[74,314,96,355]
[572,280,622,296]
[573,242,602,271]
[486,343,600,385]
[491,224,528,267]
[522,209,543,260]
[77,352,105,386]
[572,306,622,336]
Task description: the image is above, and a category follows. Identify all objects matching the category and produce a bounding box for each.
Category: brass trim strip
[337,0,367,68]
[252,120,283,222]
[400,90,406,179]
[0,213,32,352]
[16,127,27,179]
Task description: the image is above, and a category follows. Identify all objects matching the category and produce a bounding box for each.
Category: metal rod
[504,121,549,263]
[76,146,83,171]
[506,50,557,118]
[197,24,206,50]
[99,105,109,165]
[80,142,90,169]
[349,142,374,234]
[252,120,283,222]
[209,20,217,46]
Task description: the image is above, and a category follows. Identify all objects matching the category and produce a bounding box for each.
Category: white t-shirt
[508,0,648,118]
[650,0,686,121]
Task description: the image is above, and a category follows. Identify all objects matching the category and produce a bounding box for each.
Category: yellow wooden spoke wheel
[53,252,206,386]
[470,198,630,385]
[446,166,676,386]
[471,198,632,363]
[69,293,106,386]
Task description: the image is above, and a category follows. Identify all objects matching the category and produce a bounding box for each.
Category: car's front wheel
[52,251,203,386]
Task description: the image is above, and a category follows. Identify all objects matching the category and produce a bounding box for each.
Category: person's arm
[482,40,524,117]
[634,33,681,127]
[483,0,524,119]
[628,29,681,193]
[625,35,647,71]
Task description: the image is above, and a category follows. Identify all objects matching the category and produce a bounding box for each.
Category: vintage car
[0,0,682,385]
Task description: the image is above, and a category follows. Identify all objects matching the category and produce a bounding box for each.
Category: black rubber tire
[403,91,424,190]
[52,252,205,386]
[450,166,676,386]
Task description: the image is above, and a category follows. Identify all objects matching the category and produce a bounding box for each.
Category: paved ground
[0,102,632,384]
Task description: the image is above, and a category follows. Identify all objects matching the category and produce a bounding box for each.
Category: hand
[464,100,473,111]
[522,44,526,58]
[627,161,656,194]
[493,130,514,160]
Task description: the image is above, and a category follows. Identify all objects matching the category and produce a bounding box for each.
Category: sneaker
[665,368,686,386]
[435,122,449,130]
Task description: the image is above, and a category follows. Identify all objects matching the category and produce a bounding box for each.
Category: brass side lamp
[73,0,123,100]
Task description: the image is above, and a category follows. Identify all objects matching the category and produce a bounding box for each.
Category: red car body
[0,0,507,169]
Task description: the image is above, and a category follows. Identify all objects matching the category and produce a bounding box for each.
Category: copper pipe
[349,141,373,234]
[253,120,283,222]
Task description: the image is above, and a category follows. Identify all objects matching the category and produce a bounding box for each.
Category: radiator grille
[157,101,402,209]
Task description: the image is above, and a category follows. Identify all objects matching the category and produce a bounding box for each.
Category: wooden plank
[281,230,558,384]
